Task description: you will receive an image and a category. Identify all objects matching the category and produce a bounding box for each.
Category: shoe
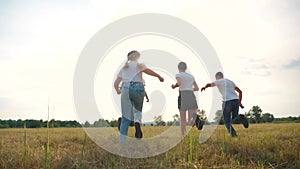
[192,113,204,130]
[135,122,143,139]
[118,117,122,131]
[239,114,249,128]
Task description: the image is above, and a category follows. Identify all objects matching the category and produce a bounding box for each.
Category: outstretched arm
[235,86,244,109]
[201,83,216,92]
[114,77,122,94]
[143,68,164,82]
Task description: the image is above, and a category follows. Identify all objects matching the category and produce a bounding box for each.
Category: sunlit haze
[1,0,299,123]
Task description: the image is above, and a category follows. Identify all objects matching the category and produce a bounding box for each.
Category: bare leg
[180,110,186,135]
[188,109,196,126]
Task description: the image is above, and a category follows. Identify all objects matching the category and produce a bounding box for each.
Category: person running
[117,85,149,131]
[201,72,249,137]
[114,50,164,143]
[171,62,202,135]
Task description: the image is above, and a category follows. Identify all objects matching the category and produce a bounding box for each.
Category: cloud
[282,58,300,69]
[240,58,272,76]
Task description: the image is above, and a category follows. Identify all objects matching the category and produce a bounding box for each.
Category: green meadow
[0,123,299,169]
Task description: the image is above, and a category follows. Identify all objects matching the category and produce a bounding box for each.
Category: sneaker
[118,117,122,131]
[135,122,143,139]
[192,113,204,130]
[239,114,249,128]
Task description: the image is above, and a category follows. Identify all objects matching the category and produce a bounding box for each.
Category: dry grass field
[0,123,299,169]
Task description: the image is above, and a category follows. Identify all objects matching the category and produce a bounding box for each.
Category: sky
[0,0,299,123]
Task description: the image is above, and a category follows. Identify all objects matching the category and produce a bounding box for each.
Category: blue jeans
[120,82,145,143]
[119,115,132,143]
[222,99,240,137]
[129,82,145,114]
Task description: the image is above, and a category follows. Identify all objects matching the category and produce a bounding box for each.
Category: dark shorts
[178,91,198,111]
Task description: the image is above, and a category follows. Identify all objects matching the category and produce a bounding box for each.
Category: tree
[109,119,118,127]
[245,111,256,123]
[154,115,166,126]
[197,109,208,124]
[7,119,15,128]
[0,120,9,128]
[16,119,23,128]
[92,119,108,127]
[261,113,274,123]
[84,121,91,127]
[25,119,42,128]
[49,119,60,127]
[172,114,180,126]
[247,106,263,123]
[173,114,179,122]
[214,110,224,124]
[166,121,174,126]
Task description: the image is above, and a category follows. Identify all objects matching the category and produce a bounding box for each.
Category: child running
[201,72,249,137]
[171,62,203,135]
[114,50,164,143]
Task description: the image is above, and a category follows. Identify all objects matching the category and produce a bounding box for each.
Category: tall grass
[22,122,29,167]
[0,123,299,168]
[44,102,51,169]
[78,133,87,169]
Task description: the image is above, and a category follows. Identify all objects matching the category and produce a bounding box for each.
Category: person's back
[214,78,238,101]
[114,50,164,142]
[118,61,143,83]
[176,72,195,91]
[201,72,249,137]
[172,62,200,135]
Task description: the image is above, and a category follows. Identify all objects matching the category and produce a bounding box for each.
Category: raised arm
[201,83,216,92]
[114,77,122,94]
[142,68,164,82]
[235,86,244,109]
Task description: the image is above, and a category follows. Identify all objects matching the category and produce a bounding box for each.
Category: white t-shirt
[213,78,238,101]
[175,72,195,91]
[117,61,146,82]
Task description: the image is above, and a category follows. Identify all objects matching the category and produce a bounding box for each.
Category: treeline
[1,105,299,128]
[0,119,120,128]
[215,105,300,124]
[83,119,118,127]
[273,116,300,123]
[244,106,300,123]
[0,119,81,128]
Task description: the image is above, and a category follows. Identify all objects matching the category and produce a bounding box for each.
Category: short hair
[127,50,140,61]
[178,62,187,70]
[215,72,224,78]
[127,50,138,57]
